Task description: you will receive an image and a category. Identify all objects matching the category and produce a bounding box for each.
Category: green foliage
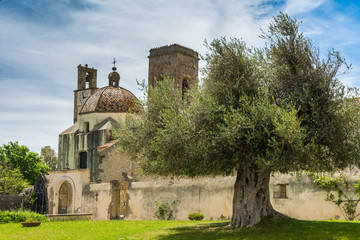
[116,13,360,178]
[188,212,204,221]
[0,163,29,195]
[313,173,360,220]
[154,200,180,220]
[24,193,37,210]
[0,210,48,224]
[117,58,304,177]
[0,142,48,185]
[40,146,58,170]
[115,12,360,227]
[262,12,360,172]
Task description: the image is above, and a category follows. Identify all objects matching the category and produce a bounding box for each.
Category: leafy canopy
[116,12,360,178]
[0,162,29,195]
[0,142,48,185]
[262,12,360,171]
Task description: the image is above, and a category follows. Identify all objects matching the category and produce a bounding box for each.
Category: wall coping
[46,213,92,217]
[148,44,199,59]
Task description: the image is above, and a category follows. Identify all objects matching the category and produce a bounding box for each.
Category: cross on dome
[112,58,117,71]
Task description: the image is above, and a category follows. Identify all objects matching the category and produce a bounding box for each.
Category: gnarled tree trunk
[231,166,276,227]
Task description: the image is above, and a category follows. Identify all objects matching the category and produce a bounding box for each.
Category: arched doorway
[58,181,73,214]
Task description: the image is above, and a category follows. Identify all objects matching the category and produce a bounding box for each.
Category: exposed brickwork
[97,142,136,183]
[148,44,199,90]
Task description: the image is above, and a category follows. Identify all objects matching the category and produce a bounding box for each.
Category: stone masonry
[148,44,199,91]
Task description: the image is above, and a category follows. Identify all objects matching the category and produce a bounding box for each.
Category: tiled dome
[80,86,138,114]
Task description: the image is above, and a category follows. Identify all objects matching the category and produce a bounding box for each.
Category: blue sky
[0,0,360,154]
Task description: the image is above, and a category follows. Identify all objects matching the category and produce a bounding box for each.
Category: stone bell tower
[148,44,199,94]
[73,64,98,123]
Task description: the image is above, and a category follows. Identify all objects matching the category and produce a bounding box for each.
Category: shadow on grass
[156,218,360,240]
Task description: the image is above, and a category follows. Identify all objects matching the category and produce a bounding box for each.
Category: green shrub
[154,200,180,220]
[188,212,204,221]
[0,210,48,224]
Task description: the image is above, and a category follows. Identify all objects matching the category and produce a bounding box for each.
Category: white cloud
[285,0,325,15]
[1,0,360,153]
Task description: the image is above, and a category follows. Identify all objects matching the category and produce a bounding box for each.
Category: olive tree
[116,13,360,227]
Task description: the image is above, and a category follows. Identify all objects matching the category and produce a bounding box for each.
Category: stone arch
[55,177,76,214]
[58,181,72,214]
[182,75,191,99]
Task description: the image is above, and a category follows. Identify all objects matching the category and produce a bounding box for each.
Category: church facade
[45,44,350,221]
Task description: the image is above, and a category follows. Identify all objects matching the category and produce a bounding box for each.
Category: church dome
[80,86,138,114]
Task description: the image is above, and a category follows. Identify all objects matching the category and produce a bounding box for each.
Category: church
[45,44,349,221]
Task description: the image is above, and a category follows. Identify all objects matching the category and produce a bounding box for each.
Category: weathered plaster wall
[46,170,353,221]
[46,169,90,215]
[78,112,126,132]
[46,170,115,220]
[125,174,349,221]
[59,113,128,182]
[126,177,235,220]
[58,133,76,170]
[81,183,112,220]
[270,173,347,220]
[59,128,108,182]
[98,145,136,183]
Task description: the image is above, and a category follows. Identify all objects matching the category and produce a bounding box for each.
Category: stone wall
[125,174,348,221]
[148,44,199,90]
[46,213,92,221]
[0,195,23,211]
[46,170,353,221]
[81,182,113,220]
[97,143,136,183]
[270,173,346,220]
[126,177,235,220]
[46,169,118,220]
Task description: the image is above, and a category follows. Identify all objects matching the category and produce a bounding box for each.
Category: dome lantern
[108,58,120,87]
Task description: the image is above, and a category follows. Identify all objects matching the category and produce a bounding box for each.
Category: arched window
[79,152,87,169]
[182,76,191,100]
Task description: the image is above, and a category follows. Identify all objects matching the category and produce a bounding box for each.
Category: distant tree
[0,162,29,195]
[116,13,360,227]
[41,146,58,170]
[0,142,48,185]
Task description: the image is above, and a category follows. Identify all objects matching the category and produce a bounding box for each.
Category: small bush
[0,210,48,224]
[154,200,180,220]
[188,212,204,221]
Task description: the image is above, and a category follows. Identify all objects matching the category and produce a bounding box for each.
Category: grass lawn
[1,218,360,240]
